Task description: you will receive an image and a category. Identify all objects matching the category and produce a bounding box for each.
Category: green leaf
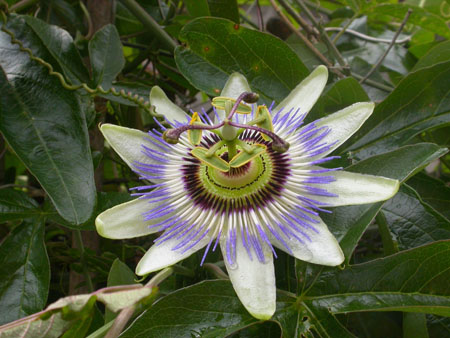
[372,4,450,39]
[0,52,96,224]
[105,259,137,323]
[382,184,450,250]
[306,77,369,123]
[346,61,450,159]
[346,143,448,180]
[92,280,256,338]
[413,40,450,72]
[0,189,40,222]
[304,241,450,316]
[121,280,298,337]
[405,0,450,17]
[89,24,125,89]
[121,279,352,337]
[175,48,231,97]
[309,293,450,316]
[207,0,239,23]
[302,301,355,337]
[321,203,383,262]
[4,15,90,85]
[324,143,447,259]
[427,315,450,337]
[286,34,328,71]
[61,315,93,338]
[175,17,309,102]
[107,259,137,288]
[185,0,210,17]
[343,0,364,13]
[0,219,50,325]
[407,172,450,220]
[403,313,429,338]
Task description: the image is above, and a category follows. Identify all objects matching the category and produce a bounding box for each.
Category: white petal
[271,218,344,266]
[220,236,276,320]
[136,233,211,276]
[95,198,164,239]
[101,124,154,169]
[274,65,328,117]
[150,86,189,124]
[215,72,252,123]
[305,102,374,160]
[311,170,400,207]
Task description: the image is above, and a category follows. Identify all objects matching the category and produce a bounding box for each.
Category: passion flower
[96,66,399,319]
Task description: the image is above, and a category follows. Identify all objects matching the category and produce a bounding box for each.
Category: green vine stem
[119,0,177,52]
[0,11,161,118]
[74,230,94,292]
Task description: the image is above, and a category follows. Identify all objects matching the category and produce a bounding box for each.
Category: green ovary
[200,149,273,200]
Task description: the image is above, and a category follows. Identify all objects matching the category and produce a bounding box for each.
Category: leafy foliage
[0,0,449,337]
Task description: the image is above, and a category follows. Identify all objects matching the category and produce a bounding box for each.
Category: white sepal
[215,73,252,123]
[136,233,212,276]
[101,124,154,167]
[305,102,374,161]
[270,218,344,266]
[309,169,400,207]
[150,86,189,124]
[274,65,328,119]
[96,198,164,239]
[220,235,276,320]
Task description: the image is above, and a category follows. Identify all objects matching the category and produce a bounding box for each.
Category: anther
[229,122,290,153]
[163,122,224,144]
[242,92,259,104]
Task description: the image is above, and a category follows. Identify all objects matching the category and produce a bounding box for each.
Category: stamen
[229,122,290,153]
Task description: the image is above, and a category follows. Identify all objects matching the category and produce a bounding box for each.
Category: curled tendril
[0,11,160,117]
